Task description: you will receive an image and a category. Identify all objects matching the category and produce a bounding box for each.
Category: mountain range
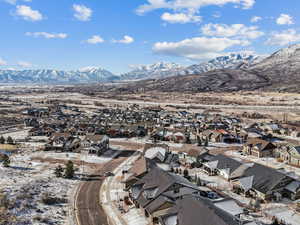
[0,67,119,84]
[1,44,300,93]
[113,43,300,93]
[0,52,262,84]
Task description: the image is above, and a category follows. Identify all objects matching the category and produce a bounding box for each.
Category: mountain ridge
[0,67,119,84]
[111,43,300,93]
[0,52,263,83]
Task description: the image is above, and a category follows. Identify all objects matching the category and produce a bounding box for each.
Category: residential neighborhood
[1,90,300,225]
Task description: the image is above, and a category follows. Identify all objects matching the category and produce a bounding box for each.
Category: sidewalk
[100,153,149,225]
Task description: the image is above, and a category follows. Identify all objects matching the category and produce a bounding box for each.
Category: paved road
[75,151,134,225]
[96,99,300,112]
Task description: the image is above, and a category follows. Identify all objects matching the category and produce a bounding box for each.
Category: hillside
[112,44,300,93]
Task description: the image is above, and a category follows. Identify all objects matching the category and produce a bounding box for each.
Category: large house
[158,196,243,225]
[127,157,260,225]
[275,144,300,167]
[243,138,276,158]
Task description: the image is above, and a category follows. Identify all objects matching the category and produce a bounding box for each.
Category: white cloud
[73,4,92,21]
[0,58,7,66]
[15,5,43,21]
[161,12,201,24]
[153,36,250,60]
[241,0,255,9]
[212,11,221,18]
[201,23,264,39]
[5,0,17,4]
[112,35,134,44]
[136,0,255,15]
[17,61,32,67]
[85,35,104,44]
[276,14,294,25]
[5,0,32,4]
[251,16,262,23]
[266,29,300,46]
[25,32,67,39]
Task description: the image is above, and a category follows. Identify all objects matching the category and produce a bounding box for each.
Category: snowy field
[0,153,79,224]
[0,147,120,225]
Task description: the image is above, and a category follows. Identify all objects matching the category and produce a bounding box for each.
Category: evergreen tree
[64,161,75,179]
[197,177,202,186]
[183,169,189,178]
[194,174,198,182]
[6,136,14,145]
[2,155,10,168]
[0,136,5,144]
[204,138,209,147]
[54,165,64,178]
[197,136,202,146]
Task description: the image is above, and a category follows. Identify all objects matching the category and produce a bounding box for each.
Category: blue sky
[0,0,299,74]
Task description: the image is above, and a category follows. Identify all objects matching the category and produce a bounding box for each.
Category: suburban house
[275,144,300,167]
[202,154,244,179]
[124,157,157,189]
[158,196,243,225]
[243,138,276,158]
[232,163,296,201]
[178,147,210,166]
[143,144,179,170]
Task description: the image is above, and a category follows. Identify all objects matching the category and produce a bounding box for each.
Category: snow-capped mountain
[116,43,300,93]
[120,62,185,80]
[0,67,119,84]
[250,44,300,71]
[120,53,264,80]
[184,52,264,75]
[0,52,266,84]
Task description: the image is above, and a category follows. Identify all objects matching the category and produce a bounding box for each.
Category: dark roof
[246,138,276,151]
[163,187,200,199]
[242,163,293,194]
[145,195,174,214]
[211,154,243,173]
[160,196,240,225]
[134,167,194,208]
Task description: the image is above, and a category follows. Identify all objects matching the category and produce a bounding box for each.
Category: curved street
[75,152,134,225]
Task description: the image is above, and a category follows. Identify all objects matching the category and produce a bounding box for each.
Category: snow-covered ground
[1,129,29,139]
[0,153,79,225]
[265,207,300,225]
[31,150,120,164]
[101,152,149,225]
[0,147,119,225]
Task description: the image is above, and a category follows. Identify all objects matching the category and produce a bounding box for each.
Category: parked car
[104,172,115,177]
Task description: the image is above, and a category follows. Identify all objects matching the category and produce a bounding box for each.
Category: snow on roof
[145,147,166,162]
[164,215,177,225]
[238,176,254,192]
[214,200,243,216]
[204,160,218,169]
[285,181,300,194]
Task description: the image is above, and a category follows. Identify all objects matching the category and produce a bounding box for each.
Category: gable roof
[246,138,276,151]
[160,196,240,225]
[242,163,293,194]
[128,157,157,177]
[134,167,195,208]
[210,154,243,174]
